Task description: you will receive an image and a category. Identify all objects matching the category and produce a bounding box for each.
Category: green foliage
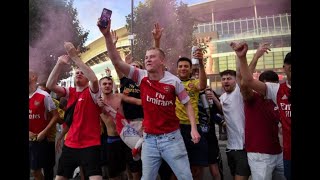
[29,0,42,43]
[198,43,209,66]
[126,0,196,73]
[29,0,89,80]
[29,0,88,50]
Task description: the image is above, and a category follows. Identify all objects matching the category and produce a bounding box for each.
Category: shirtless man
[98,76,141,180]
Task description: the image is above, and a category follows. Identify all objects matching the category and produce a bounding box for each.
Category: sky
[73,0,207,45]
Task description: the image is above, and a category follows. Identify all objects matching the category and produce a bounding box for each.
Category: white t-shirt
[220,84,245,150]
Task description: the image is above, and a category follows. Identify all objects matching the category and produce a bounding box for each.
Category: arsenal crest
[164,86,170,92]
[34,100,40,106]
[188,83,194,88]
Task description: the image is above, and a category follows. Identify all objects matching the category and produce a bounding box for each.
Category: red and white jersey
[266,81,291,160]
[64,87,102,148]
[29,88,56,134]
[128,67,190,134]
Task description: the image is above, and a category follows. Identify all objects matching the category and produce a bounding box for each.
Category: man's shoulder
[36,88,48,95]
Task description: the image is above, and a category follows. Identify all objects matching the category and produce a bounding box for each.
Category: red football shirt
[128,67,189,134]
[64,87,102,148]
[244,92,282,154]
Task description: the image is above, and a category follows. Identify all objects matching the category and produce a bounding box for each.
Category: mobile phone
[99,8,112,28]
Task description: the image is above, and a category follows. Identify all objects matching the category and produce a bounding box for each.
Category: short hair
[99,76,113,84]
[147,47,166,59]
[177,57,192,67]
[219,69,236,77]
[258,70,279,83]
[284,52,291,65]
[131,60,144,69]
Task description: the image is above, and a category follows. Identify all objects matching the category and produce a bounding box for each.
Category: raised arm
[249,42,271,73]
[98,19,131,76]
[46,55,70,97]
[115,53,133,79]
[236,55,242,85]
[64,42,99,92]
[152,23,164,48]
[194,48,207,91]
[231,42,267,96]
[110,30,126,79]
[206,89,222,112]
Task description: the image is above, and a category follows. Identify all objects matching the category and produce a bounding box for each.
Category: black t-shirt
[198,91,223,130]
[120,77,144,119]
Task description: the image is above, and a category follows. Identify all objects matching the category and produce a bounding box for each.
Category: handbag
[63,100,77,127]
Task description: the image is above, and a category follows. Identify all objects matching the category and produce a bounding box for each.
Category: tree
[29,0,89,82]
[126,0,196,73]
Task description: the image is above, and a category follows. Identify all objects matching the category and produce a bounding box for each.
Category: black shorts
[180,124,208,166]
[100,134,108,166]
[203,127,219,164]
[106,136,127,178]
[124,144,142,173]
[225,149,251,176]
[57,145,102,178]
[29,139,55,170]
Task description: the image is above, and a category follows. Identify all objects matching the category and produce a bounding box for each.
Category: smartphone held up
[99,8,112,28]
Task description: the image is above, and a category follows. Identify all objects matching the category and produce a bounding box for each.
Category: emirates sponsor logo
[146,95,173,106]
[146,92,173,106]
[280,103,291,118]
[29,110,40,119]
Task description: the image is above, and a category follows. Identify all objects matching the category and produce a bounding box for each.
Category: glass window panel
[199,25,204,33]
[267,17,274,33]
[281,16,288,31]
[227,55,236,70]
[247,19,255,33]
[274,15,281,32]
[274,52,283,68]
[246,54,254,65]
[264,53,274,69]
[205,24,211,33]
[222,22,228,34]
[235,21,241,34]
[260,17,268,33]
[216,23,223,36]
[218,57,227,72]
[241,20,248,33]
